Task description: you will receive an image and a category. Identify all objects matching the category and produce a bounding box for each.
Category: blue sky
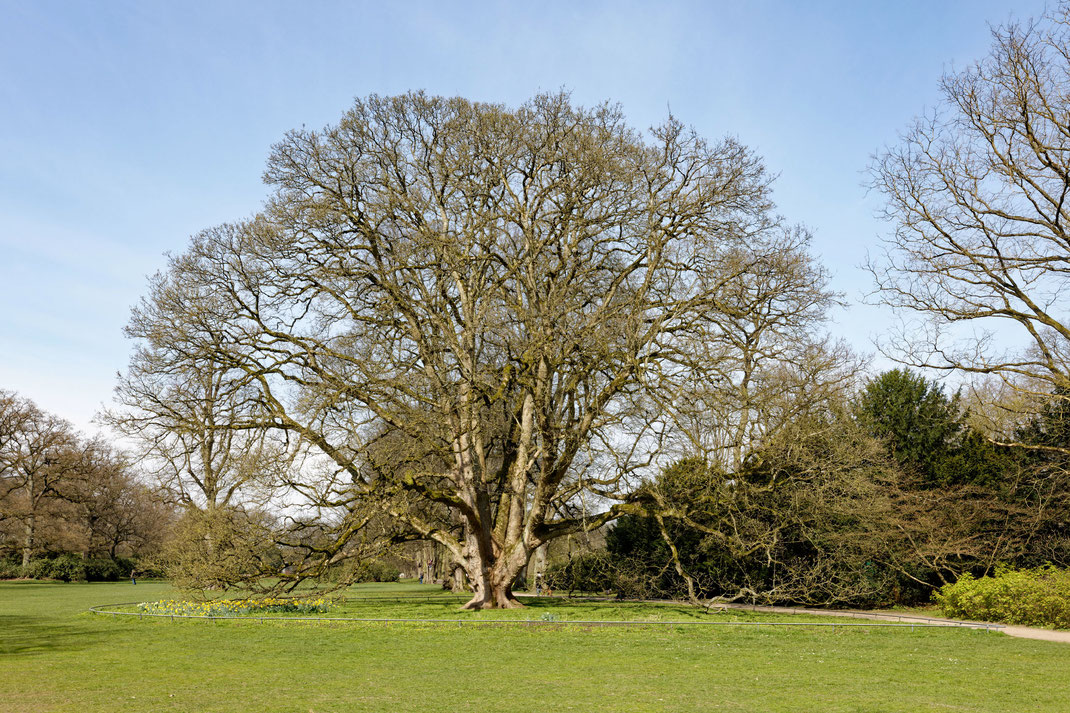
[0,0,1047,432]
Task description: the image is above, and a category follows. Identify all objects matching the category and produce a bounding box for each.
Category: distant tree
[854,370,961,479]
[1019,388,1070,454]
[106,299,290,515]
[0,392,80,567]
[1,392,172,568]
[1008,391,1070,566]
[71,439,173,559]
[678,230,856,470]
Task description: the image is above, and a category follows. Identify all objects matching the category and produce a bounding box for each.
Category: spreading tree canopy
[128,92,813,608]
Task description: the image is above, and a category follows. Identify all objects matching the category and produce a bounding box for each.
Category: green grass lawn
[2,580,1068,712]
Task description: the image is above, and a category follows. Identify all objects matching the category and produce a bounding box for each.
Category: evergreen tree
[854,369,1005,487]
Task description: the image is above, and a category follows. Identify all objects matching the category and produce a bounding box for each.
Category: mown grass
[2,580,1068,712]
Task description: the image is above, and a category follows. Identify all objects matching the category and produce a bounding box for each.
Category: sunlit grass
[2,580,1068,712]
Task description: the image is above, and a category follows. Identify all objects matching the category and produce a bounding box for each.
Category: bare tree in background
[71,438,173,559]
[679,228,856,470]
[869,3,1070,445]
[2,392,169,566]
[107,276,293,514]
[0,391,79,567]
[135,92,804,608]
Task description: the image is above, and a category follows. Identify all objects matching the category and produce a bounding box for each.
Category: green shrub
[84,558,122,581]
[25,557,56,579]
[934,564,1070,629]
[114,557,137,578]
[0,558,22,579]
[545,551,616,594]
[359,560,400,583]
[46,554,87,582]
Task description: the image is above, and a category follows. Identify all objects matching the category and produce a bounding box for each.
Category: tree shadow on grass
[0,614,103,657]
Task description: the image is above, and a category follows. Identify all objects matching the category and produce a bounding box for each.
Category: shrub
[114,557,137,578]
[0,554,137,581]
[84,558,122,582]
[357,560,400,583]
[44,554,87,582]
[934,564,1070,629]
[0,558,22,579]
[545,551,616,594]
[25,557,56,579]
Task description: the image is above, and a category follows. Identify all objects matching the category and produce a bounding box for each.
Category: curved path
[686,600,1067,644]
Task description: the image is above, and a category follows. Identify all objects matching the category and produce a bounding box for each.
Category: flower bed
[138,597,334,617]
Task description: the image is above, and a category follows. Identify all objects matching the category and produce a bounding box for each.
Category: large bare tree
[869,3,1070,443]
[137,92,801,608]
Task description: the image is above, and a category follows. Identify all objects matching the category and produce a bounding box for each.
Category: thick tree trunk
[450,562,466,592]
[458,528,529,609]
[415,543,428,583]
[450,388,543,610]
[461,565,523,609]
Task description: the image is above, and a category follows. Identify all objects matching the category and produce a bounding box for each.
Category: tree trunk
[531,543,548,590]
[450,561,466,592]
[458,528,528,609]
[461,566,523,609]
[22,513,35,569]
[415,544,427,583]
